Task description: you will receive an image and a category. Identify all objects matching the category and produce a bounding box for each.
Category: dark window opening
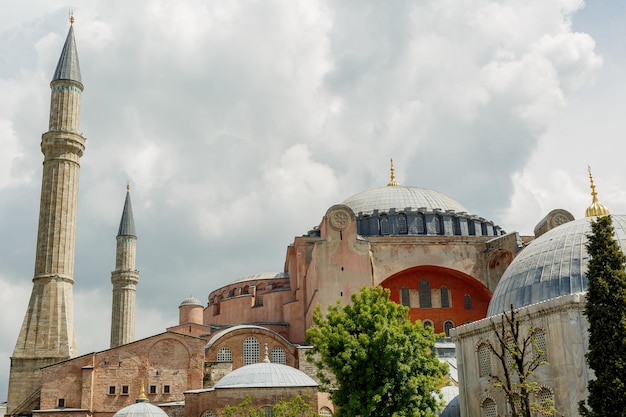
[464,294,472,310]
[121,385,129,395]
[441,286,450,308]
[108,386,116,395]
[401,287,410,307]
[398,214,408,234]
[149,385,157,394]
[444,321,454,337]
[419,279,432,308]
[163,385,171,394]
[58,399,65,408]
[380,216,390,235]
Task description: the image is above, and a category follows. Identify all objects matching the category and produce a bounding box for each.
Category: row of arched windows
[476,329,547,379]
[480,387,554,417]
[400,281,473,310]
[422,320,456,337]
[217,338,287,365]
[202,407,332,417]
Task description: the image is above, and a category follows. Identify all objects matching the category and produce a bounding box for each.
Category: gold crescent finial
[585,166,610,217]
[387,158,399,186]
[138,379,147,399]
[69,10,75,25]
[127,181,131,192]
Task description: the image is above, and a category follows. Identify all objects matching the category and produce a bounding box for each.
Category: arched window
[444,320,454,337]
[262,407,273,417]
[380,215,390,235]
[217,347,232,362]
[422,320,433,328]
[397,214,408,234]
[319,407,332,417]
[270,347,286,365]
[534,328,548,363]
[201,411,216,417]
[464,294,472,310]
[477,343,491,377]
[481,398,496,417]
[419,279,431,308]
[401,286,410,307]
[441,286,450,308]
[539,388,554,415]
[243,337,259,365]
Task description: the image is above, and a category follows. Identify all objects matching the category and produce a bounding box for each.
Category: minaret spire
[585,166,610,218]
[110,185,139,348]
[8,21,85,415]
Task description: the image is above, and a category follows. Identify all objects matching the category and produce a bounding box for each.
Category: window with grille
[271,347,286,364]
[534,329,548,363]
[401,287,410,307]
[243,337,260,365]
[478,343,492,377]
[398,214,407,234]
[441,286,450,308]
[464,294,472,309]
[262,407,273,417]
[444,320,454,336]
[201,411,216,417]
[319,407,332,417]
[419,279,431,308]
[217,347,232,362]
[380,216,389,235]
[481,398,496,417]
[539,388,554,415]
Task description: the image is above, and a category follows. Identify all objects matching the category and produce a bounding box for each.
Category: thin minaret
[8,17,84,415]
[110,184,139,348]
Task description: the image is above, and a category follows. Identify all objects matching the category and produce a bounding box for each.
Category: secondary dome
[342,185,471,216]
[488,215,626,316]
[113,400,168,417]
[214,362,317,389]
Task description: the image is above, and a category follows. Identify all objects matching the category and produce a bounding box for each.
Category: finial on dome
[585,166,610,217]
[387,159,399,187]
[69,10,75,25]
[263,343,270,363]
[136,379,149,403]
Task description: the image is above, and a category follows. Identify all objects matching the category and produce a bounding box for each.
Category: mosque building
[6,19,616,417]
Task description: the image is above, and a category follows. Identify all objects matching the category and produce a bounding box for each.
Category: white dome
[113,401,168,417]
[214,362,317,389]
[342,185,471,216]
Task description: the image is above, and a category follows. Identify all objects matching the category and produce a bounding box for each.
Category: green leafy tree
[488,307,556,417]
[579,215,626,417]
[306,286,448,417]
[222,395,319,417]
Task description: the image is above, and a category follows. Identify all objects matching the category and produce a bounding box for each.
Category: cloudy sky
[1,0,625,399]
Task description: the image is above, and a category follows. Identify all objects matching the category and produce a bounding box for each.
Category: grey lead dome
[487,215,626,316]
[342,185,471,216]
[214,362,318,389]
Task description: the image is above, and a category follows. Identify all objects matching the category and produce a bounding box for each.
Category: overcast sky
[1,0,625,400]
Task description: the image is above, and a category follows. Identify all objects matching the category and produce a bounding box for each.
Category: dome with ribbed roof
[488,215,626,315]
[179,295,202,307]
[214,362,317,389]
[342,185,471,216]
[113,400,168,417]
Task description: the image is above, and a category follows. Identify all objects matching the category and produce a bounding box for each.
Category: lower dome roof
[488,215,626,315]
[214,362,318,389]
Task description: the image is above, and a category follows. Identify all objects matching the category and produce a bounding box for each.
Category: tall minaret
[110,184,139,348]
[8,17,84,415]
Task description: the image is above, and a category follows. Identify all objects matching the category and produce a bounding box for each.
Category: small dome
[179,295,202,307]
[488,215,626,315]
[113,401,168,417]
[214,362,318,389]
[439,395,460,417]
[342,185,471,216]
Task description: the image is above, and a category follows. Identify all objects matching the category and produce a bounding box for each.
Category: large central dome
[342,184,472,216]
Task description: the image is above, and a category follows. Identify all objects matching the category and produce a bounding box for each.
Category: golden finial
[585,166,610,217]
[137,378,148,403]
[69,10,75,25]
[263,343,270,363]
[387,159,399,187]
[127,181,131,192]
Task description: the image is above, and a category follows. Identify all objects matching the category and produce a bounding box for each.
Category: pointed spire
[52,21,83,87]
[118,185,136,237]
[585,166,610,217]
[387,158,399,187]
